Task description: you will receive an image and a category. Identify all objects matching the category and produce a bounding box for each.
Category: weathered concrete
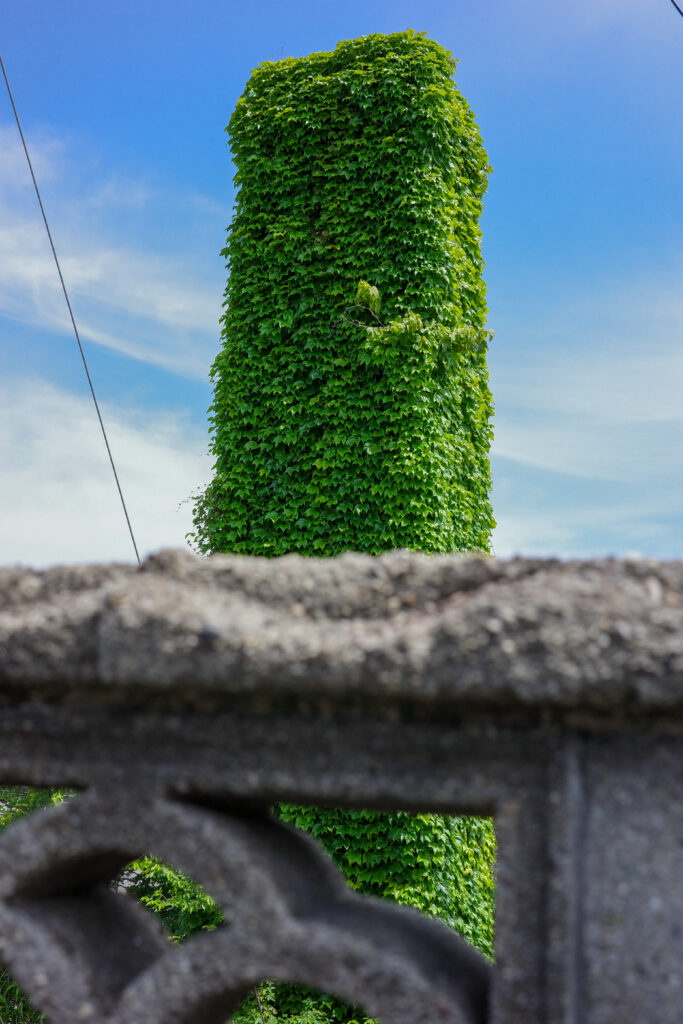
[2,547,683,714]
[0,548,681,1024]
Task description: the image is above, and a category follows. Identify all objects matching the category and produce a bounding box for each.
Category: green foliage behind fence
[277,806,495,957]
[192,27,497,991]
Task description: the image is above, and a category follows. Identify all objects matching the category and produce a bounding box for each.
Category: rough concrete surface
[1,548,683,714]
[1,549,682,1023]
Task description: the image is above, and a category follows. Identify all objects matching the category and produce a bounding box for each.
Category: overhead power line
[0,53,141,566]
[669,0,683,17]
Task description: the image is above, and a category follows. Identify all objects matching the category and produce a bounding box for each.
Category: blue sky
[1,0,682,565]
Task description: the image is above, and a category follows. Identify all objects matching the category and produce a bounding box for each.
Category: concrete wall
[1,548,681,1023]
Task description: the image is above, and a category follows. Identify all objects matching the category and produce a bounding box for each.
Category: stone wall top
[1,548,683,718]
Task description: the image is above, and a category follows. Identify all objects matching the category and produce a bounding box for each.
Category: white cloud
[489,264,683,558]
[491,499,588,559]
[492,411,683,486]
[0,376,212,567]
[490,457,683,560]
[491,489,683,561]
[0,125,224,379]
[490,265,683,482]
[0,124,66,189]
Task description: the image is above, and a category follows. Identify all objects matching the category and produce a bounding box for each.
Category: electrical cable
[0,52,141,565]
[669,0,683,17]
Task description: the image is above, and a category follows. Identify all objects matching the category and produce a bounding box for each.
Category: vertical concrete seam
[567,732,588,1024]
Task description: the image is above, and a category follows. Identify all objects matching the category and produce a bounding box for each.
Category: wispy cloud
[0,124,66,188]
[490,264,683,556]
[0,126,225,379]
[491,455,683,560]
[0,375,212,566]
[492,262,683,456]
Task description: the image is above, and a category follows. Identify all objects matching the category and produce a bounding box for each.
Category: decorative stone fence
[0,548,681,1024]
